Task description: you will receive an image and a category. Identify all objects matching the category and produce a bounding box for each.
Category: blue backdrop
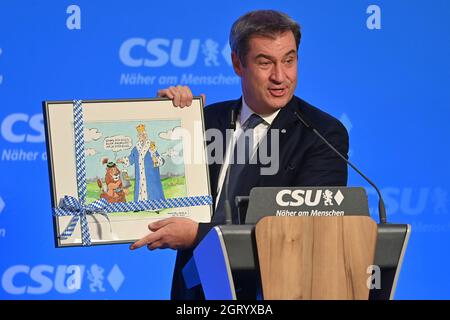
[0,0,449,299]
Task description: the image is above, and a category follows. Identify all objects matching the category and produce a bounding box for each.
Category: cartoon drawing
[83,121,185,211]
[323,190,334,206]
[118,124,165,202]
[97,158,129,203]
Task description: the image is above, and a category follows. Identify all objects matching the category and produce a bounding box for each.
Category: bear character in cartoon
[97,158,128,203]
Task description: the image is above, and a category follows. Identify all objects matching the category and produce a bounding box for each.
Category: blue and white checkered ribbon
[52,100,212,246]
[73,99,87,204]
[104,195,213,213]
[54,196,109,246]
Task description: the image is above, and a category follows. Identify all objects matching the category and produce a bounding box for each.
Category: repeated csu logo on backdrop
[0,113,46,162]
[366,187,449,217]
[119,38,239,87]
[1,264,124,296]
[120,38,232,67]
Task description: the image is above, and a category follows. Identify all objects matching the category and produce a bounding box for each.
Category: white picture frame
[44,97,212,247]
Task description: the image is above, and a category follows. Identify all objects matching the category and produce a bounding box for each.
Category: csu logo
[119,38,231,67]
[276,189,345,207]
[0,113,44,143]
[367,187,448,216]
[1,264,124,295]
[2,265,84,295]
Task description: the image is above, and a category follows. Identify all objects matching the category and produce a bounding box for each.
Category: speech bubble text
[103,135,133,153]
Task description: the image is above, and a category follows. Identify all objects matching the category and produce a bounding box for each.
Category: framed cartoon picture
[44,97,212,247]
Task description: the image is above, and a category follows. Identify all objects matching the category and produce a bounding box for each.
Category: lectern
[183,187,410,300]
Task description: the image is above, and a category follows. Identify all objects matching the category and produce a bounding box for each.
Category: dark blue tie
[214,113,265,224]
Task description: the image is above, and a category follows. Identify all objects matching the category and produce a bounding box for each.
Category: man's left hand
[129,217,199,251]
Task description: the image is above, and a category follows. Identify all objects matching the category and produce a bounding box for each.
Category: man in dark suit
[130,10,348,299]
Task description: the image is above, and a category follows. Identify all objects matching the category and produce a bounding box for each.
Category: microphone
[223,108,238,225]
[293,110,387,224]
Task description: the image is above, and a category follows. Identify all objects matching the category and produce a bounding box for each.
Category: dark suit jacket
[171,95,349,299]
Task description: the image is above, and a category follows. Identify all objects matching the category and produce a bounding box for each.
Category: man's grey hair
[229,10,301,65]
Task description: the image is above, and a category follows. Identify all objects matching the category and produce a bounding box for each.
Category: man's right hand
[157,85,205,108]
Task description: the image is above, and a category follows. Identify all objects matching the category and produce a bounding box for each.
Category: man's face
[232,31,298,114]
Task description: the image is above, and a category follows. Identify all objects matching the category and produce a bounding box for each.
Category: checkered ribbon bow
[53,196,109,246]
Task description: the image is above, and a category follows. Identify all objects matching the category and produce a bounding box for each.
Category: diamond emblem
[107,264,124,292]
[334,190,344,206]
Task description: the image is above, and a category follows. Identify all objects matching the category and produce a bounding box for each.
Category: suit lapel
[209,96,303,203]
[236,97,298,189]
[233,97,301,191]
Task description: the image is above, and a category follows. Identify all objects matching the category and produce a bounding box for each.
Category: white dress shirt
[215,98,280,208]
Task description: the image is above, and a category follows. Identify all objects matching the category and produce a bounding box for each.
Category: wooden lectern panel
[255,216,377,300]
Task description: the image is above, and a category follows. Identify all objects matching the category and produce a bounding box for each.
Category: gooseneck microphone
[223,108,237,225]
[293,110,388,224]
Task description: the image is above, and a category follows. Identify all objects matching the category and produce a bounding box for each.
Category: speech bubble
[103,135,133,153]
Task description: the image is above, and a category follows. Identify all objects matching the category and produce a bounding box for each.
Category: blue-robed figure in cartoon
[118,124,165,201]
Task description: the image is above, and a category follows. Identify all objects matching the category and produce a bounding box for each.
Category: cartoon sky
[83,119,185,180]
